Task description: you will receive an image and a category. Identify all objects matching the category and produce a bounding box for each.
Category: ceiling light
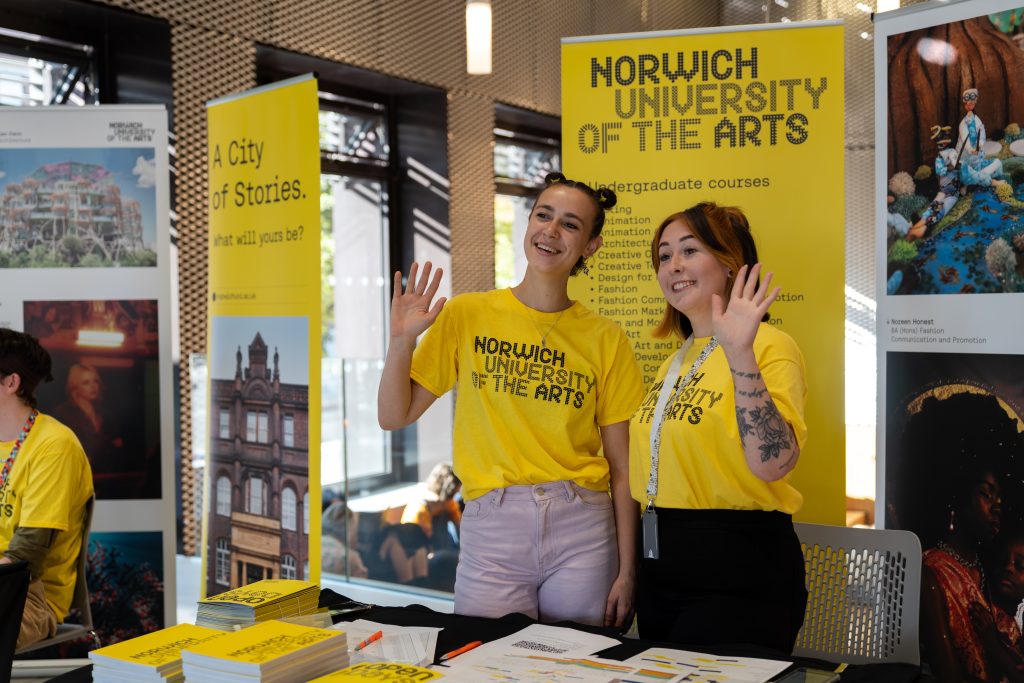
[466,0,492,75]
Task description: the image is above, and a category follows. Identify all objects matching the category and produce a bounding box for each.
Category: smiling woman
[629,201,809,654]
[377,172,645,630]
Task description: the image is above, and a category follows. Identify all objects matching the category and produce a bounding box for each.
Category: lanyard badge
[642,504,659,559]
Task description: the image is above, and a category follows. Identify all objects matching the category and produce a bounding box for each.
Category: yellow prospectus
[562,24,845,524]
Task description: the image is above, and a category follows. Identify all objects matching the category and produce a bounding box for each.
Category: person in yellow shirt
[629,203,808,652]
[379,172,644,628]
[0,328,94,650]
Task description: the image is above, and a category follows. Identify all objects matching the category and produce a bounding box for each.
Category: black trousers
[636,507,808,654]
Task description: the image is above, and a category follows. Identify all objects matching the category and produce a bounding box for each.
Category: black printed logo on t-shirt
[634,372,724,425]
[471,336,596,410]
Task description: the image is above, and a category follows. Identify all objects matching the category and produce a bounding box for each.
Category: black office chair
[0,560,31,683]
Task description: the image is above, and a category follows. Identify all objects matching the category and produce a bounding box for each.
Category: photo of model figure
[886,10,1024,295]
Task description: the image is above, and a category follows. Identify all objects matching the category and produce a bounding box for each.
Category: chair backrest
[14,495,95,655]
[792,522,921,666]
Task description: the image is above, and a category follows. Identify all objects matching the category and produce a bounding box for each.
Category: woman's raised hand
[711,263,779,355]
[390,261,447,342]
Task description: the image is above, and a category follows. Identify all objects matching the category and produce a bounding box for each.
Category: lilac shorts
[454,480,618,625]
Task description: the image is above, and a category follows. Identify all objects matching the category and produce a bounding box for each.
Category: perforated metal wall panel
[448,92,496,295]
[170,24,256,553]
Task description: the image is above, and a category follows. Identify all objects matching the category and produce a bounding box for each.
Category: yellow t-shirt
[411,289,644,501]
[629,324,807,513]
[0,413,94,620]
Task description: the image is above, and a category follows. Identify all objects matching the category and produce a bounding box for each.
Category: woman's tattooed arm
[730,366,799,481]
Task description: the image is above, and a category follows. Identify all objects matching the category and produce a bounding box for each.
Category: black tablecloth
[46,589,928,682]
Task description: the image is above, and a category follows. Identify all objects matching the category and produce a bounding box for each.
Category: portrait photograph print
[206,315,310,595]
[886,349,1024,680]
[24,298,161,500]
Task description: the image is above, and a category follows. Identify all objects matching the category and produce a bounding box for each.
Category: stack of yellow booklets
[196,578,320,630]
[181,619,348,682]
[308,662,444,681]
[87,623,224,683]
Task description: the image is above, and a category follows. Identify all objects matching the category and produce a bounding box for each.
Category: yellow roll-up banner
[563,23,845,523]
[202,75,322,594]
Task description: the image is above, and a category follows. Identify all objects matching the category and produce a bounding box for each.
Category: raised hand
[389,261,447,342]
[711,263,779,356]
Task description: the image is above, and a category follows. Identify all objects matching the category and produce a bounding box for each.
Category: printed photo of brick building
[206,320,310,595]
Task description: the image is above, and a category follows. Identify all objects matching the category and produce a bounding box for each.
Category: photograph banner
[0,105,175,642]
[876,1,1024,678]
[203,74,321,595]
[561,22,846,523]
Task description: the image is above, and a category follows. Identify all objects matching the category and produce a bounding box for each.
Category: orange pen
[439,640,483,662]
[354,630,383,651]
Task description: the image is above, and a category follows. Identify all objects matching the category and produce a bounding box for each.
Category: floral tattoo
[736,402,793,465]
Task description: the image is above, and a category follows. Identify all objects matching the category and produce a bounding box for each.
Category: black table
[47,590,928,682]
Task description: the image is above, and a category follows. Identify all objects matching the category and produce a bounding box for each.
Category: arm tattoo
[736,401,792,463]
[730,368,762,380]
[736,406,754,438]
[735,386,767,398]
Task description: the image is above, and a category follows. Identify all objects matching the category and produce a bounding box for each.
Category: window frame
[219,407,230,439]
[282,414,294,448]
[281,486,297,531]
[0,30,98,106]
[281,554,296,580]
[246,475,265,516]
[215,537,230,586]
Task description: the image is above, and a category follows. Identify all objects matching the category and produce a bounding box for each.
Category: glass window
[282,487,297,531]
[216,475,231,516]
[293,70,450,593]
[495,195,535,289]
[257,412,268,443]
[0,36,99,107]
[281,554,296,580]
[493,120,560,289]
[247,476,264,515]
[283,415,294,447]
[320,174,390,483]
[319,97,388,166]
[494,136,559,187]
[219,408,230,439]
[246,410,268,443]
[215,538,230,586]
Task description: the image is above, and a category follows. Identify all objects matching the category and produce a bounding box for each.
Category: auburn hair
[650,202,764,339]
